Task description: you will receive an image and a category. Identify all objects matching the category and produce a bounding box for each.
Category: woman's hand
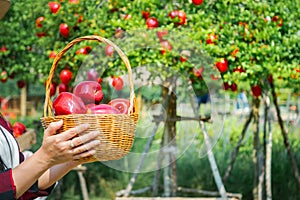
[39,120,100,167]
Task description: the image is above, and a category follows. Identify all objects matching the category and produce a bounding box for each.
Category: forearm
[38,161,80,190]
[12,149,52,198]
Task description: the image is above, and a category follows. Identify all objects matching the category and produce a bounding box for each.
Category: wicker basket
[41,35,138,162]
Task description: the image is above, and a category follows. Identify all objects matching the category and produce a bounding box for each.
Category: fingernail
[55,120,63,125]
[93,131,100,136]
[81,124,90,129]
[94,140,100,145]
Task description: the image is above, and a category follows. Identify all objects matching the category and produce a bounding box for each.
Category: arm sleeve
[0,169,16,200]
[0,167,56,200]
[18,152,57,200]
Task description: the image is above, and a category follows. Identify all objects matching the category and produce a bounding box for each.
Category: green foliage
[1,0,299,94]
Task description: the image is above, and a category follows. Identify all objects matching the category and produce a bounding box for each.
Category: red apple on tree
[251,85,262,97]
[192,0,204,5]
[105,45,114,57]
[206,34,218,44]
[59,23,69,37]
[0,46,7,52]
[60,69,73,85]
[36,16,45,28]
[49,51,56,59]
[69,0,79,4]
[0,71,8,83]
[156,29,168,41]
[17,80,26,89]
[112,76,124,90]
[53,92,87,115]
[76,47,88,55]
[48,2,61,14]
[142,11,150,19]
[73,81,104,104]
[50,82,57,97]
[146,17,159,29]
[168,10,186,26]
[223,82,231,90]
[13,122,26,138]
[231,83,238,92]
[216,58,228,73]
[160,40,172,55]
[58,83,68,93]
[87,69,99,81]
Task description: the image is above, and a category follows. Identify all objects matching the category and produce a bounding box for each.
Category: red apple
[216,58,228,73]
[69,0,79,4]
[36,16,45,28]
[0,46,7,52]
[223,82,231,90]
[168,10,186,26]
[59,23,69,37]
[60,69,73,85]
[267,74,273,84]
[146,17,159,29]
[13,122,26,137]
[192,0,204,5]
[231,83,238,92]
[50,82,57,97]
[233,67,246,73]
[251,85,262,97]
[88,104,121,114]
[87,69,99,81]
[115,27,125,39]
[206,34,218,44]
[76,47,88,55]
[0,71,8,83]
[73,81,104,104]
[112,76,124,90]
[193,67,204,78]
[17,80,26,89]
[142,11,150,19]
[108,98,130,114]
[48,2,61,14]
[36,32,46,38]
[53,92,87,115]
[49,51,56,59]
[58,83,68,93]
[156,29,168,41]
[105,45,114,57]
[160,40,172,55]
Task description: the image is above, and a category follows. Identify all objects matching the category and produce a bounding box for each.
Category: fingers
[72,140,100,160]
[69,131,100,148]
[44,120,63,137]
[60,124,90,141]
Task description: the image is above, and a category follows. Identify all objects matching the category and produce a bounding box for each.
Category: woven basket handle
[44,35,135,117]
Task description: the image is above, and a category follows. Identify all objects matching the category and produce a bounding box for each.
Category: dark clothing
[0,114,55,200]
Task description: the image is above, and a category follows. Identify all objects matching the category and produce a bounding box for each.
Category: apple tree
[1,0,300,199]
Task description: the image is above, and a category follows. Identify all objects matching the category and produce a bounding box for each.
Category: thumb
[44,120,63,137]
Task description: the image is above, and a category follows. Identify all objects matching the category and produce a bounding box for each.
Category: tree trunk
[252,97,262,200]
[153,79,177,197]
[162,80,177,197]
[263,94,272,200]
[20,85,27,119]
[188,91,227,199]
[270,81,300,191]
[223,110,253,183]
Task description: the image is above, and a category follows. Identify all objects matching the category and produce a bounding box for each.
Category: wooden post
[73,165,89,200]
[20,85,27,118]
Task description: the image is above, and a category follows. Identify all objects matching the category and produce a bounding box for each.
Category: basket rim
[44,35,136,118]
